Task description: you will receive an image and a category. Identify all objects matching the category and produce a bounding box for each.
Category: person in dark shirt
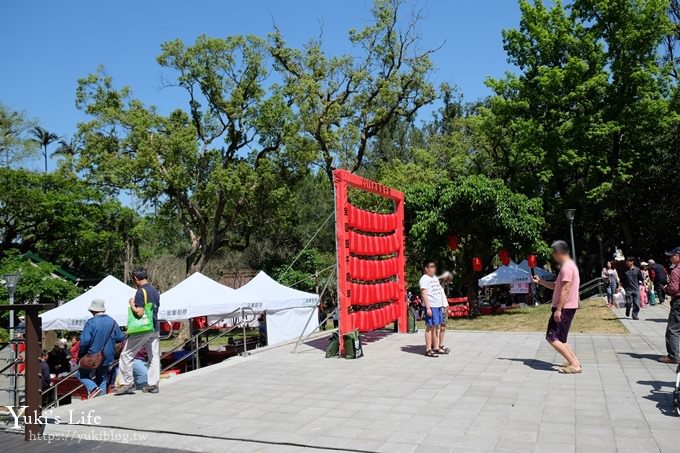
[648,259,668,304]
[659,247,680,364]
[621,257,644,320]
[77,298,125,398]
[115,268,161,395]
[40,350,54,406]
[47,340,70,376]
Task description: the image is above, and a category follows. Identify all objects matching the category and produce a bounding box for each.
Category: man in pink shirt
[533,240,582,374]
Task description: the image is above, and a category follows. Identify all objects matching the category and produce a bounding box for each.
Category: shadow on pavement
[400,344,425,355]
[637,379,678,417]
[617,352,663,361]
[643,318,668,323]
[498,357,556,371]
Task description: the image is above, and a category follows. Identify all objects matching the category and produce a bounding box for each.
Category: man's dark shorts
[546,307,577,343]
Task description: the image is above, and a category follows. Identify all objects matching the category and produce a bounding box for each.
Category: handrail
[42,307,258,410]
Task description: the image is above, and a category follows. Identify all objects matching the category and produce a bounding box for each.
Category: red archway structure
[333,169,407,354]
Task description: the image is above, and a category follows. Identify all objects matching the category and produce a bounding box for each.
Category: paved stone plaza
[43,302,678,453]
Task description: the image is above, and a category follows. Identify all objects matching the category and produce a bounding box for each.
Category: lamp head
[3,273,20,291]
[564,209,576,222]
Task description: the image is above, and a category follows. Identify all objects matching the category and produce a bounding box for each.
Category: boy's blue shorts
[425,307,442,327]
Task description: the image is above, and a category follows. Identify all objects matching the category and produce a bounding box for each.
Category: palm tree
[30,126,58,172]
[53,137,81,158]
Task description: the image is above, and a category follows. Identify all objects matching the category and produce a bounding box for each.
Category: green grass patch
[417,298,626,334]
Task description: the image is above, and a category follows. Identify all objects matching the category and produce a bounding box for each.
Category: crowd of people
[600,250,680,364]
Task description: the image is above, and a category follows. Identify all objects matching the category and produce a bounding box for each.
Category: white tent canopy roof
[159,272,262,321]
[517,260,556,281]
[237,271,319,311]
[478,262,531,287]
[40,275,135,331]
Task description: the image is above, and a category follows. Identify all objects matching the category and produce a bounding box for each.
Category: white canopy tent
[237,271,319,346]
[478,262,531,287]
[40,275,136,331]
[517,260,556,281]
[158,272,261,321]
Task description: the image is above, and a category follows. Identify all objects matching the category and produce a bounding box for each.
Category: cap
[640,261,648,266]
[58,338,68,348]
[665,246,680,256]
[88,298,106,312]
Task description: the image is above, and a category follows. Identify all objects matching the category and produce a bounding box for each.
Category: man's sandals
[425,349,438,358]
[558,365,582,374]
[425,347,450,357]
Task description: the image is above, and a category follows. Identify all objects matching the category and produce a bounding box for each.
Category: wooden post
[0,304,53,441]
[24,309,41,440]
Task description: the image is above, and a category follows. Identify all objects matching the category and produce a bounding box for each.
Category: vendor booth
[40,275,135,330]
[237,271,319,346]
[478,262,531,287]
[159,272,261,321]
[518,260,555,281]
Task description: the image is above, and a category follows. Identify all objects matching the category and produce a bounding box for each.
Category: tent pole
[241,307,248,357]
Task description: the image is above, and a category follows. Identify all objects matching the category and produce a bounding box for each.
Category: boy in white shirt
[419,260,445,357]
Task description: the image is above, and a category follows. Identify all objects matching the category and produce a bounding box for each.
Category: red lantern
[472,257,483,272]
[527,254,537,269]
[447,235,458,251]
[499,249,511,266]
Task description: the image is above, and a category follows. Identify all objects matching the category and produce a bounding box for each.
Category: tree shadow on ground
[637,379,678,417]
[497,357,557,371]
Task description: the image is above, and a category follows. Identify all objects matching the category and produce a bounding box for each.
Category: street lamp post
[3,273,20,407]
[564,209,577,259]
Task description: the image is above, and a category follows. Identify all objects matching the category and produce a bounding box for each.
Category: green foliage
[406,175,548,287]
[75,45,300,273]
[0,250,81,308]
[0,168,138,278]
[0,104,37,168]
[269,0,437,181]
[479,0,678,256]
[272,248,334,294]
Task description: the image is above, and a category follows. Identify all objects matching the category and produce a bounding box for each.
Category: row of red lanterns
[446,235,537,272]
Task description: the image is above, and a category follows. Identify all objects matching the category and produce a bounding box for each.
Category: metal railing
[41,307,257,410]
[579,277,605,299]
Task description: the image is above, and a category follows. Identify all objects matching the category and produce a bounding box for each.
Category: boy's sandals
[425,349,439,358]
[558,365,582,374]
[435,347,451,355]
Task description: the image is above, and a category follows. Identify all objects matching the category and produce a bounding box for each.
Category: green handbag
[127,288,155,335]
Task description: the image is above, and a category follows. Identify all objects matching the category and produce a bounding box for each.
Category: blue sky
[1,0,521,169]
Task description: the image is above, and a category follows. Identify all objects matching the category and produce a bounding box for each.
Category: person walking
[533,240,582,374]
[621,257,645,320]
[77,299,125,398]
[115,268,161,395]
[659,247,680,364]
[649,259,668,305]
[601,261,620,308]
[420,260,444,357]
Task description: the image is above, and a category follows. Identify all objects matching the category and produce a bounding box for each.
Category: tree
[478,0,676,258]
[0,104,37,168]
[268,0,437,182]
[30,126,59,172]
[76,34,302,274]
[0,168,139,279]
[406,175,547,295]
[0,250,81,309]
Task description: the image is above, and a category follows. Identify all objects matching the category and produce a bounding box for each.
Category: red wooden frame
[333,169,407,354]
